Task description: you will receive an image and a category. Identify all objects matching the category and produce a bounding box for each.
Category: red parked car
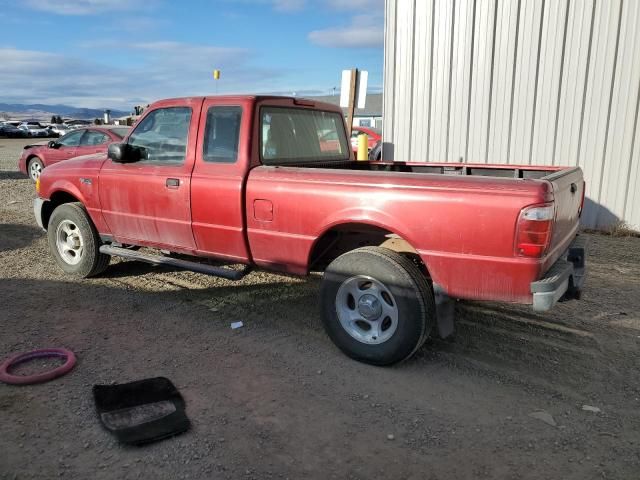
[33,95,586,365]
[18,126,130,181]
[350,126,381,152]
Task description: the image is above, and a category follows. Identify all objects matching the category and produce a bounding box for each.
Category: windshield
[260,107,349,165]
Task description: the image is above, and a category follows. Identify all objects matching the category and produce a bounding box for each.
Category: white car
[48,124,71,137]
[18,123,49,137]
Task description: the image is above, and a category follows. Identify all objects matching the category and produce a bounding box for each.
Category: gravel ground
[1,137,639,479]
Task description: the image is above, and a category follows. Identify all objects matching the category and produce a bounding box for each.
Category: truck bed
[246,161,584,304]
[284,159,567,180]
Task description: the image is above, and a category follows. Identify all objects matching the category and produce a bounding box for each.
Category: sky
[0,0,383,111]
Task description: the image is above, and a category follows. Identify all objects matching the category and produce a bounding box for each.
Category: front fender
[44,179,87,205]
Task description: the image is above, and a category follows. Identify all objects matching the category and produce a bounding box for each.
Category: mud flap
[434,284,455,339]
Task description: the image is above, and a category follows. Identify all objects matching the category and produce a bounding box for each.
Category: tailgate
[545,167,584,255]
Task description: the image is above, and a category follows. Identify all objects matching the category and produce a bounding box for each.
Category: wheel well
[309,223,429,276]
[25,154,40,170]
[41,191,80,230]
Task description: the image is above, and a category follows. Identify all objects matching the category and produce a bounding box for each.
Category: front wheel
[320,247,435,365]
[28,157,44,181]
[47,203,110,278]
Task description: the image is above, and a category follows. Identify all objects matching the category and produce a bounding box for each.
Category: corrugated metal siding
[383,0,640,230]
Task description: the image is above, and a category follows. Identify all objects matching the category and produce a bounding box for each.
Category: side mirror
[108,143,127,163]
[108,143,147,163]
[48,141,59,149]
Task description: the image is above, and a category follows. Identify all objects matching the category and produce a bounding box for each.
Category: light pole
[213,69,221,94]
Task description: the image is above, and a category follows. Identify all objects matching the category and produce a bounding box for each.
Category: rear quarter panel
[246,167,553,302]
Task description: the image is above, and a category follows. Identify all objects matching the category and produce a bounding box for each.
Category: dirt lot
[1,137,639,479]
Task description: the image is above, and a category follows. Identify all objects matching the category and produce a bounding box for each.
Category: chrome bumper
[531,236,586,312]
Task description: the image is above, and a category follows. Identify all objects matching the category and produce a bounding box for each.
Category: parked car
[1,124,30,138]
[33,95,586,366]
[318,129,341,153]
[48,124,72,137]
[19,123,50,138]
[350,126,381,152]
[18,126,130,181]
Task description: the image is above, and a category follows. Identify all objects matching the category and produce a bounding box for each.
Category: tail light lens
[515,203,554,257]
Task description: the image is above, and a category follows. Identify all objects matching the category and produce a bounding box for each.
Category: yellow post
[357,133,369,161]
[213,70,221,80]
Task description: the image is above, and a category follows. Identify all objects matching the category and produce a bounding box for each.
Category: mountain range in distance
[0,103,130,120]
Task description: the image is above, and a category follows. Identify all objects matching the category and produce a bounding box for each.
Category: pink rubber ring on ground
[0,348,76,385]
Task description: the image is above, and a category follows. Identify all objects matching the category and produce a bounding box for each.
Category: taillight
[515,203,554,257]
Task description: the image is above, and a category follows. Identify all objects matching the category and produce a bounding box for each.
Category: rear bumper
[530,235,586,312]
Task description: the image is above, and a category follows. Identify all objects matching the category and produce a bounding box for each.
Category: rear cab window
[260,107,349,165]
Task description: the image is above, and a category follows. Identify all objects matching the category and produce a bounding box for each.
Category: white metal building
[383,0,640,230]
[309,94,383,129]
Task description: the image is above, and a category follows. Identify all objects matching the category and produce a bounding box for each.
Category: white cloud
[219,0,305,13]
[0,43,284,109]
[23,0,149,15]
[220,0,379,14]
[325,0,383,10]
[273,0,305,12]
[308,12,383,48]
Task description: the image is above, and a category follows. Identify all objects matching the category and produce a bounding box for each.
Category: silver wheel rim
[335,275,399,345]
[29,161,42,180]
[55,220,84,265]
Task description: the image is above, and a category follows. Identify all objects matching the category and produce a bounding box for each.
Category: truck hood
[45,152,108,173]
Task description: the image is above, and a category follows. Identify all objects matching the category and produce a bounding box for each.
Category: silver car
[18,124,49,137]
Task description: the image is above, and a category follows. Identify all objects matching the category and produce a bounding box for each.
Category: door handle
[166,178,180,188]
[570,182,577,194]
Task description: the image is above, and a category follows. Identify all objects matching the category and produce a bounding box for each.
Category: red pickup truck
[33,95,586,365]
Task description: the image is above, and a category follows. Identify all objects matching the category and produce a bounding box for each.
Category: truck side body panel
[35,95,585,310]
[245,166,561,303]
[190,97,255,262]
[98,97,203,251]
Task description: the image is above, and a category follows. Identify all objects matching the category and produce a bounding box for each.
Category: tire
[27,156,44,182]
[320,246,435,365]
[368,140,382,161]
[47,202,110,278]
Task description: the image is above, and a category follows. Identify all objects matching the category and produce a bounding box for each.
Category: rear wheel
[47,203,110,278]
[320,247,435,365]
[27,157,43,182]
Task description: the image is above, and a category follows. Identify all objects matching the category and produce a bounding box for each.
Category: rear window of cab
[260,107,349,165]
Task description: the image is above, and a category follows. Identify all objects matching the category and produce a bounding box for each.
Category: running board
[99,245,251,281]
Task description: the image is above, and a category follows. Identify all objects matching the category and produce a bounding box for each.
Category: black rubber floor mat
[93,377,190,445]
